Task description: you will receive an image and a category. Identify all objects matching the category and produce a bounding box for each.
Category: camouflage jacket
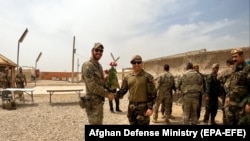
[81,57,108,98]
[156,72,176,96]
[1,73,11,88]
[15,73,26,83]
[227,62,250,105]
[179,70,203,95]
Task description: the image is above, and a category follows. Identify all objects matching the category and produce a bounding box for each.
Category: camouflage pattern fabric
[1,72,11,88]
[85,94,104,125]
[153,72,176,122]
[217,66,233,124]
[81,58,107,125]
[15,73,26,88]
[127,102,150,125]
[225,62,250,125]
[182,93,200,124]
[179,70,203,125]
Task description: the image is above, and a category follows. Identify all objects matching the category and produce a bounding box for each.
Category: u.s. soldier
[117,55,157,125]
[81,43,115,125]
[224,48,250,125]
[152,64,176,124]
[179,62,203,125]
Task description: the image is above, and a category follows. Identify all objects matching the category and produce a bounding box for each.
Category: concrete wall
[142,46,250,77]
[40,72,78,81]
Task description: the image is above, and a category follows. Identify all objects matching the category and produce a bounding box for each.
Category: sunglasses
[131,61,142,65]
[94,49,103,53]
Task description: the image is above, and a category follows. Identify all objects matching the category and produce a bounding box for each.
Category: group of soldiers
[0,67,27,109]
[152,48,250,125]
[0,67,27,89]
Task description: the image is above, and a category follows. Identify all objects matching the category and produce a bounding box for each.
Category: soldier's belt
[86,94,104,101]
[129,101,147,106]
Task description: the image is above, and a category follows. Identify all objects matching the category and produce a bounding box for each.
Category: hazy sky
[0,0,249,72]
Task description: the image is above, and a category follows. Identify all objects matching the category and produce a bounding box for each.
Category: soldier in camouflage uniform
[217,58,234,124]
[152,64,176,124]
[203,63,221,125]
[15,67,27,99]
[81,43,115,125]
[117,55,157,125]
[225,48,250,125]
[15,67,27,88]
[193,64,206,121]
[178,62,203,125]
[1,67,11,88]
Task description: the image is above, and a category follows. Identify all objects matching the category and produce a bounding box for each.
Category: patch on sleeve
[86,70,93,79]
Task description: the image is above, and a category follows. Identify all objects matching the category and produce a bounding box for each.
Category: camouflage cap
[130,55,142,63]
[231,48,243,55]
[212,63,219,68]
[92,42,104,49]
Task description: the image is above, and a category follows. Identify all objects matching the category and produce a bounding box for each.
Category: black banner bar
[85,125,250,140]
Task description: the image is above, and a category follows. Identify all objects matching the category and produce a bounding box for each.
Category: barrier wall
[142,46,250,77]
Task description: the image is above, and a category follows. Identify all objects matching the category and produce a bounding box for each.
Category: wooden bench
[46,89,84,104]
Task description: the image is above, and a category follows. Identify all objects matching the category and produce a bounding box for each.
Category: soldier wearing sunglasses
[81,42,115,125]
[117,55,157,125]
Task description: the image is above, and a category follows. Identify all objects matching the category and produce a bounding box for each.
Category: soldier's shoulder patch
[86,70,93,78]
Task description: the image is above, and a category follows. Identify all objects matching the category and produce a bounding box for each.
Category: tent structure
[0,54,17,87]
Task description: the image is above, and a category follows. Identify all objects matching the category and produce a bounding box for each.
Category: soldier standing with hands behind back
[81,43,115,125]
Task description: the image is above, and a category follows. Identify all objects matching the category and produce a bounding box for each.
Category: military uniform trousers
[182,93,200,125]
[225,104,246,125]
[85,94,104,125]
[127,101,150,125]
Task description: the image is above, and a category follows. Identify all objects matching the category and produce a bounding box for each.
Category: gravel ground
[0,81,222,141]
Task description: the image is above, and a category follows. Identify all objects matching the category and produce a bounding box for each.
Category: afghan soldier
[152,64,176,124]
[179,62,203,125]
[217,58,234,124]
[225,48,250,125]
[117,55,157,125]
[203,63,221,125]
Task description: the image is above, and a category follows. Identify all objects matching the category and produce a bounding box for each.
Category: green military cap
[231,48,243,55]
[130,55,142,63]
[212,63,219,68]
[93,42,104,49]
